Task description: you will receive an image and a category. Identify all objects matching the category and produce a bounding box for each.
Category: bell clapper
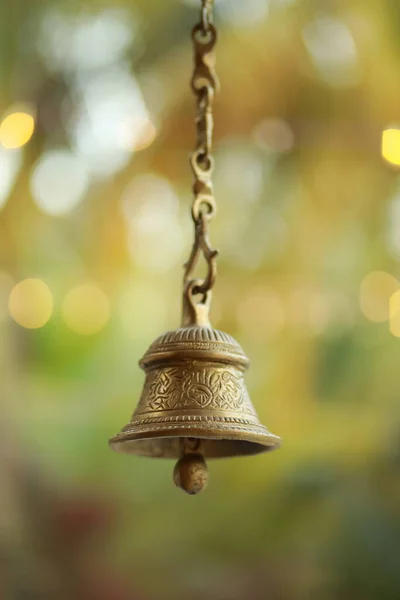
[173,438,207,495]
[173,452,208,495]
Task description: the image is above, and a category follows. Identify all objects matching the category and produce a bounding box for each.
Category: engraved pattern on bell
[135,364,255,415]
[147,369,181,412]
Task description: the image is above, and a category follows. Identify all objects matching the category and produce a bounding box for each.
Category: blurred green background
[1,0,400,598]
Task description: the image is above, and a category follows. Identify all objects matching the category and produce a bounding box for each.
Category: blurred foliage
[0,0,400,598]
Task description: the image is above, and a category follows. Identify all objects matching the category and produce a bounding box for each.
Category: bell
[110,0,281,493]
[109,290,281,494]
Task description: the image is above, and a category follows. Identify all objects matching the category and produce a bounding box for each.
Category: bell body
[109,322,280,460]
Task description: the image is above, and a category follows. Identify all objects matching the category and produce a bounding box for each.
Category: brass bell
[109,290,281,495]
[109,0,281,494]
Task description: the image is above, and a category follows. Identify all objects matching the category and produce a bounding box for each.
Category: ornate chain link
[184,0,219,304]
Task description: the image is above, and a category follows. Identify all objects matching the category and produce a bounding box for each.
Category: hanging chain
[184,0,219,303]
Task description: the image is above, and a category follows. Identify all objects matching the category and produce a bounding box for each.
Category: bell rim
[109,424,281,459]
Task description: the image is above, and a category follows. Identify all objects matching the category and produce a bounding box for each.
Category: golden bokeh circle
[0,112,35,149]
[360,271,399,323]
[9,279,53,329]
[62,284,110,335]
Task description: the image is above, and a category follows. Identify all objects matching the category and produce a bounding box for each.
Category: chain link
[184,0,219,303]
[201,0,214,32]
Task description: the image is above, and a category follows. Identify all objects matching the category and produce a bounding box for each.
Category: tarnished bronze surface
[109,298,281,461]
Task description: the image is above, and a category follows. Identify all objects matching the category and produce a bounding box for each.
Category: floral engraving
[135,365,255,416]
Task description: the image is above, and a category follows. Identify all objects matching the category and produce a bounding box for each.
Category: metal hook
[183,212,219,298]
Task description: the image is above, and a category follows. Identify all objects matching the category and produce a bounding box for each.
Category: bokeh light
[389,291,400,337]
[30,150,90,216]
[139,71,166,118]
[62,284,110,335]
[217,0,269,27]
[118,117,156,151]
[0,112,35,149]
[252,118,294,154]
[122,173,184,272]
[216,146,263,205]
[38,7,134,72]
[0,146,22,209]
[382,128,400,166]
[9,278,53,329]
[360,271,399,323]
[70,67,149,177]
[122,173,179,231]
[38,7,147,179]
[302,17,359,88]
